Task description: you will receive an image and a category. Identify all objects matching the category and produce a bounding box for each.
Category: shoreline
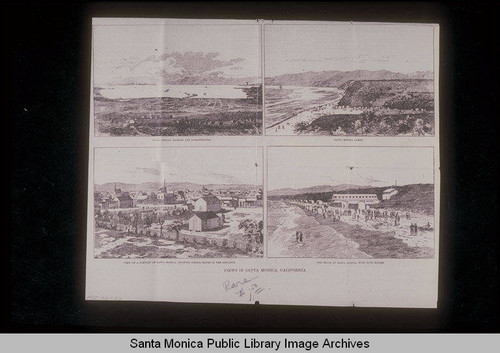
[268,201,434,259]
[306,210,434,259]
[268,203,370,258]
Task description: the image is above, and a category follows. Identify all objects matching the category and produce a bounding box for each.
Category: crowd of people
[291,200,432,239]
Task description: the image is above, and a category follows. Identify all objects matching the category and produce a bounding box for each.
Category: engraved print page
[86,18,440,307]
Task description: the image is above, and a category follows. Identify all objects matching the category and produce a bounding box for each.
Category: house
[158,192,177,204]
[331,193,379,210]
[98,195,115,209]
[219,196,235,208]
[382,188,398,200]
[134,192,148,204]
[157,182,175,203]
[112,192,134,208]
[331,193,379,204]
[175,190,185,202]
[240,197,258,207]
[147,192,157,202]
[194,195,221,212]
[189,211,223,231]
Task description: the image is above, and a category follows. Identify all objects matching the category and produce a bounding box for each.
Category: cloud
[106,50,246,84]
[286,54,392,64]
[204,171,241,184]
[136,167,160,176]
[362,175,386,185]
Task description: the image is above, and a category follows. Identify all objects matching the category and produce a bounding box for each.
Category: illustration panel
[264,24,436,136]
[93,147,263,258]
[267,146,435,258]
[93,23,262,136]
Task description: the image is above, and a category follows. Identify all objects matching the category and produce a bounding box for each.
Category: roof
[332,193,378,197]
[115,194,132,201]
[383,188,397,193]
[191,211,220,220]
[199,195,220,203]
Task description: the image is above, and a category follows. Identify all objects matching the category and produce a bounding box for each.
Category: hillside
[106,71,260,86]
[268,184,363,197]
[373,183,435,214]
[337,79,434,110]
[95,182,259,193]
[265,70,433,88]
[270,183,434,215]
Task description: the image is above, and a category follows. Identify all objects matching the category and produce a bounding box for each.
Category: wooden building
[194,195,222,212]
[188,211,223,232]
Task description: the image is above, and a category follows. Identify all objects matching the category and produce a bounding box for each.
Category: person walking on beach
[298,231,303,243]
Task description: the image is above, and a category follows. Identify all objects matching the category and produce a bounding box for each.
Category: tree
[131,210,139,234]
[143,213,154,228]
[95,211,103,227]
[294,121,309,133]
[157,214,165,238]
[238,219,262,253]
[170,221,183,241]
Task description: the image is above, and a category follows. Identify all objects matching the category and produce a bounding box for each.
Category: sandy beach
[268,202,370,258]
[268,201,434,259]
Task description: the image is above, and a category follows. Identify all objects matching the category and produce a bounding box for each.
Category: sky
[94,147,263,186]
[93,24,261,85]
[268,147,434,190]
[265,23,435,76]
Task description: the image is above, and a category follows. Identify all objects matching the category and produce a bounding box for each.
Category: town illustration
[267,147,435,259]
[93,148,263,258]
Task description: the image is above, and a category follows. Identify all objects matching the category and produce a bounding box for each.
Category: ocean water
[98,84,250,100]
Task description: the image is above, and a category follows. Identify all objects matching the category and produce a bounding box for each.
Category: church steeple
[159,179,167,193]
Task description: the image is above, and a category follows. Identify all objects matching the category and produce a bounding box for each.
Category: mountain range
[268,184,364,197]
[265,70,433,88]
[94,182,260,193]
[103,69,433,87]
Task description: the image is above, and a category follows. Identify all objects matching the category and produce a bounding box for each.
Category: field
[267,200,434,259]
[94,228,249,258]
[293,111,434,136]
[338,79,434,109]
[94,206,263,258]
[94,85,262,136]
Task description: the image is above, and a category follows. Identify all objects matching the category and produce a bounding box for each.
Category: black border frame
[5,2,500,332]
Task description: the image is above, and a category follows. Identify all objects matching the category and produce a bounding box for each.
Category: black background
[4,2,499,332]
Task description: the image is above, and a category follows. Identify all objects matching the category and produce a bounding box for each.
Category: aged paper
[87,18,439,307]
